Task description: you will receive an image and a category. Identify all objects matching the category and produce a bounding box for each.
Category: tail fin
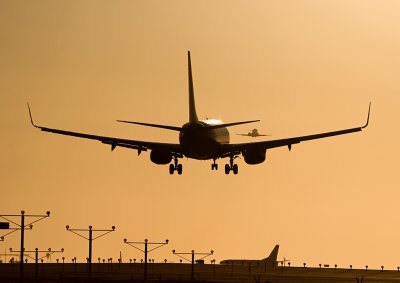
[188,51,199,123]
[263,245,279,267]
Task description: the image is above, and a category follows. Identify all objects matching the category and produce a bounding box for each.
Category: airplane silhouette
[28,51,370,175]
[220,245,279,267]
[237,128,269,137]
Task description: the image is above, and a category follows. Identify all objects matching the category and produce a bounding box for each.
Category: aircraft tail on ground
[263,245,279,266]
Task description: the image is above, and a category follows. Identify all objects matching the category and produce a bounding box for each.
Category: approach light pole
[10,247,64,278]
[124,238,169,281]
[1,210,50,280]
[172,249,214,281]
[66,225,115,280]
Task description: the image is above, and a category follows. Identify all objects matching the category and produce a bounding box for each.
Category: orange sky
[1,0,400,269]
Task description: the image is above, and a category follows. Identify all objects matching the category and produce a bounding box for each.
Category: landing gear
[211,159,218,170]
[169,156,183,175]
[225,156,239,175]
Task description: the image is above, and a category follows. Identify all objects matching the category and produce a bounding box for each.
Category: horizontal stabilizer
[116,120,182,131]
[203,120,260,131]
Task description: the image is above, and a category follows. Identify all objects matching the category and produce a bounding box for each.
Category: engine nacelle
[243,148,266,165]
[150,150,172,165]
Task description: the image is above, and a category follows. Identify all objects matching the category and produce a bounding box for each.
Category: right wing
[222,103,371,156]
[28,104,182,156]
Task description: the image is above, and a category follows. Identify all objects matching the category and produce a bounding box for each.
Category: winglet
[362,102,371,129]
[27,103,39,128]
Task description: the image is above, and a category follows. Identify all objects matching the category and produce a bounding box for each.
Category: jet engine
[243,148,266,164]
[150,149,172,165]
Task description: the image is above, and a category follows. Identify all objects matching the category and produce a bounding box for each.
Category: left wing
[222,103,370,155]
[27,104,182,155]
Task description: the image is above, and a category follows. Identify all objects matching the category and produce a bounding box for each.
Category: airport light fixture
[124,238,168,281]
[0,210,50,280]
[172,249,214,281]
[66,225,115,280]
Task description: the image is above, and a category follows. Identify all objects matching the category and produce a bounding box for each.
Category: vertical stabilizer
[188,51,199,122]
[264,245,279,266]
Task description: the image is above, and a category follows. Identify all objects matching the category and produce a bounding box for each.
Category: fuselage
[179,119,229,160]
[220,259,267,265]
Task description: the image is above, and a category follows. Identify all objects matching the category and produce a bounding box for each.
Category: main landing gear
[169,156,183,175]
[225,156,239,175]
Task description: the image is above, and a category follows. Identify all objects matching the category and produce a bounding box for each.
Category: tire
[232,164,238,175]
[169,164,175,175]
[177,164,183,175]
[225,164,230,174]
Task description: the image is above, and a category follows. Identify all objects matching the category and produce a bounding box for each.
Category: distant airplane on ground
[220,245,279,267]
[237,128,269,137]
[28,51,370,175]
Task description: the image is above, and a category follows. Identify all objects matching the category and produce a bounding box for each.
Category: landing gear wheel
[225,164,230,174]
[177,164,183,175]
[169,164,175,175]
[232,164,238,175]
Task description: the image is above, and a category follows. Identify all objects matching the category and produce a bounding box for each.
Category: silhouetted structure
[0,210,50,280]
[173,249,213,280]
[124,238,168,281]
[66,225,115,280]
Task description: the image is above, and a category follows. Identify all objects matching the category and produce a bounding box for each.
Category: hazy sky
[1,0,400,268]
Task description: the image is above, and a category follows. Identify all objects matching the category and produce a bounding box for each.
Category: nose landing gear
[211,159,218,170]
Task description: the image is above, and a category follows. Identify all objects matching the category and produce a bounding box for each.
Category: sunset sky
[1,0,400,269]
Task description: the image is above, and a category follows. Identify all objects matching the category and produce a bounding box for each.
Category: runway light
[66,225,69,230]
[46,211,50,216]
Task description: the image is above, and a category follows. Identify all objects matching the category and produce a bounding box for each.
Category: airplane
[28,51,371,175]
[237,128,269,137]
[220,245,279,267]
